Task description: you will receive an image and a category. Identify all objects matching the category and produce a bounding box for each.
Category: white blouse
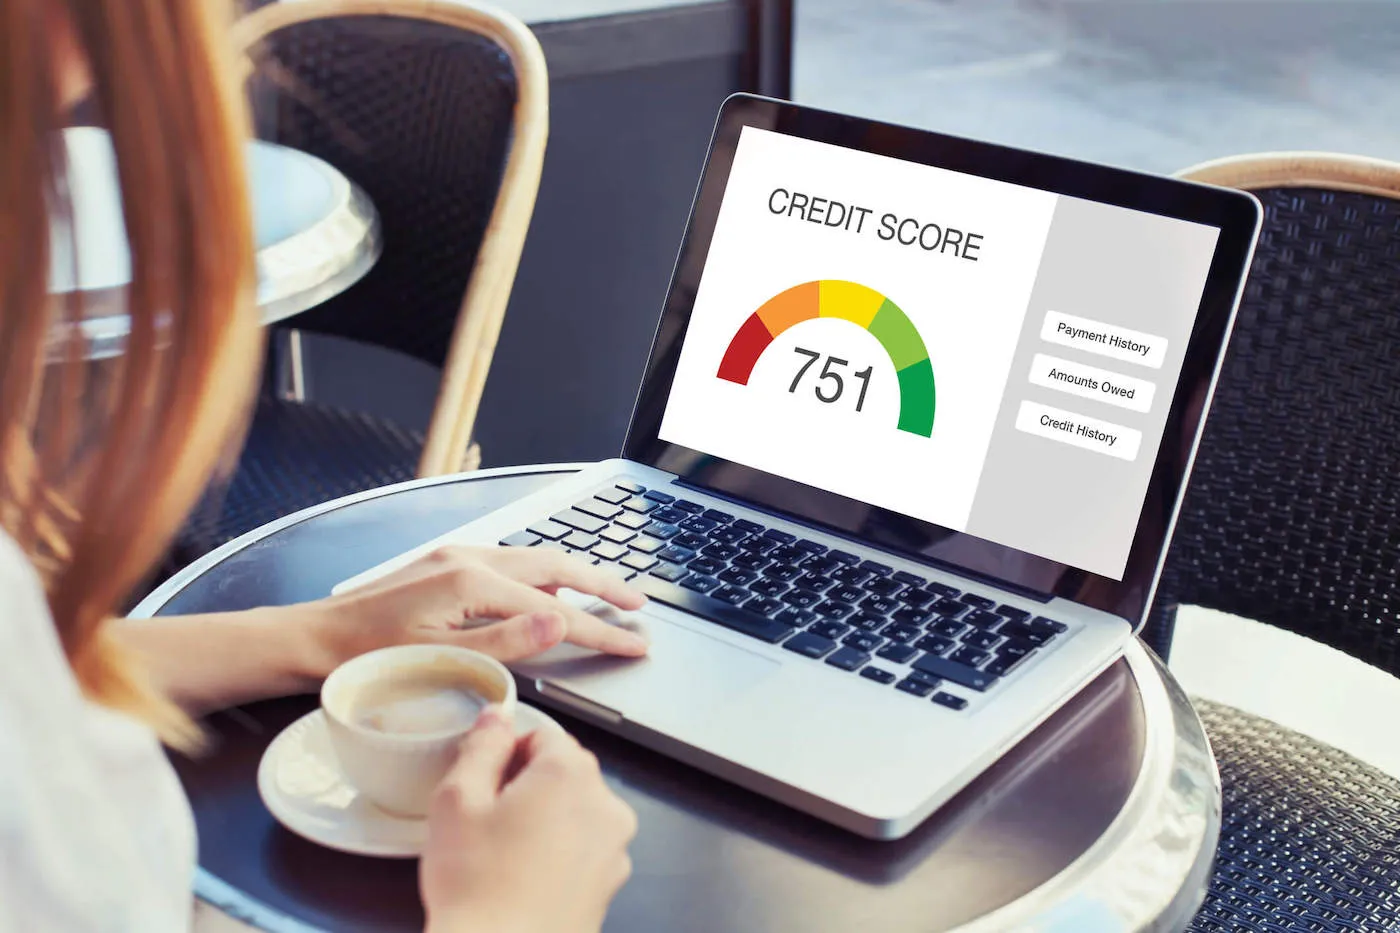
[0,530,196,931]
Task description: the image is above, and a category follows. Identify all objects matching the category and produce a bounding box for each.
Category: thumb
[437,705,518,810]
[438,611,567,662]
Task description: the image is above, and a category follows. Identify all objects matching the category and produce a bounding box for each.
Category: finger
[431,611,567,662]
[493,549,647,611]
[436,705,518,810]
[473,574,649,658]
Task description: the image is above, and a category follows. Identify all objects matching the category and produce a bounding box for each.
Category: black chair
[179,0,548,558]
[1147,153,1400,932]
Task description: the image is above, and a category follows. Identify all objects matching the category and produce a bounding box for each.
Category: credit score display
[659,127,1219,580]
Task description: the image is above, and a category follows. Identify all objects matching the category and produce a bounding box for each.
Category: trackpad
[512,603,780,726]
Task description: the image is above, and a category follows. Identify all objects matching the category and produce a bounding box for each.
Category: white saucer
[258,704,562,858]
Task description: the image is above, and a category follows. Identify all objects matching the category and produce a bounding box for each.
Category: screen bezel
[623,94,1261,629]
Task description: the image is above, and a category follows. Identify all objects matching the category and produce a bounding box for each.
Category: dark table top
[133,465,1220,933]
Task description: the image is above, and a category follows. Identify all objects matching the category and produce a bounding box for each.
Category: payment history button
[1041,310,1168,369]
[1014,400,1143,461]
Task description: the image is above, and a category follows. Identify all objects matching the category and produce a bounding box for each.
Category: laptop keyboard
[500,481,1069,712]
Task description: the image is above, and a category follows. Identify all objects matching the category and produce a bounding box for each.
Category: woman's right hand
[420,707,638,933]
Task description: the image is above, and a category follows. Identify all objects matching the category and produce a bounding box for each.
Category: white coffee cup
[321,644,518,818]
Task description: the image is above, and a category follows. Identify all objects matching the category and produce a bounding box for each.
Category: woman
[0,1,646,930]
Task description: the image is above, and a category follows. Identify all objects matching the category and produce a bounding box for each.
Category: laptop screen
[656,126,1219,582]
[626,97,1259,623]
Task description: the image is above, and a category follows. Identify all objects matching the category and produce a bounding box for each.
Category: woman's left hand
[306,545,650,675]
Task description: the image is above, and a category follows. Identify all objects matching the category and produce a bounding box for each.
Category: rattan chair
[179,0,547,557]
[1147,153,1400,932]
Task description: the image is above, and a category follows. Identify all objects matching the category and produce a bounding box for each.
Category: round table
[50,126,380,359]
[131,465,1222,933]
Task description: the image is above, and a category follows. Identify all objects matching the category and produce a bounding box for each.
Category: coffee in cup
[321,644,518,817]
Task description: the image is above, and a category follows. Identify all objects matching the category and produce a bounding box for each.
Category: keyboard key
[916,634,955,656]
[746,595,784,617]
[963,609,1003,629]
[575,499,623,520]
[998,605,1031,623]
[687,557,724,577]
[702,508,734,524]
[1031,616,1069,634]
[929,619,967,639]
[645,522,681,540]
[679,516,719,534]
[500,531,539,547]
[620,552,658,572]
[591,542,630,561]
[932,598,969,617]
[893,607,933,627]
[825,647,869,672]
[741,535,780,555]
[775,607,815,628]
[713,584,750,606]
[732,551,770,571]
[710,526,748,544]
[829,585,864,604]
[627,535,665,555]
[801,555,840,574]
[649,562,688,583]
[674,532,709,550]
[985,652,1032,678]
[810,620,850,640]
[865,576,904,598]
[764,563,804,582]
[642,489,676,504]
[796,573,834,592]
[856,591,901,613]
[912,655,997,691]
[849,613,886,632]
[751,578,789,598]
[861,667,897,685]
[907,670,942,689]
[770,545,806,565]
[653,506,687,524]
[833,566,872,587]
[813,601,855,621]
[600,526,637,545]
[858,560,892,577]
[621,496,657,514]
[702,542,741,561]
[896,678,935,698]
[782,589,822,609]
[720,567,757,586]
[732,518,764,534]
[1000,623,1053,646]
[899,588,939,609]
[552,510,608,534]
[893,570,926,587]
[951,646,989,667]
[615,481,646,494]
[795,538,827,554]
[763,528,797,544]
[844,631,883,653]
[881,623,922,644]
[962,594,996,610]
[830,550,861,565]
[657,545,695,564]
[594,487,632,504]
[674,499,706,514]
[783,632,836,659]
[680,574,721,594]
[931,692,968,711]
[925,582,960,598]
[964,630,1003,651]
[563,531,600,550]
[877,643,918,663]
[527,519,571,540]
[629,574,794,644]
[615,512,651,531]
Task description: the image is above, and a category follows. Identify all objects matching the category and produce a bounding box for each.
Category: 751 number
[789,347,872,412]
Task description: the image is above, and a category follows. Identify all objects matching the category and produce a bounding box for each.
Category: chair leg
[460,442,482,473]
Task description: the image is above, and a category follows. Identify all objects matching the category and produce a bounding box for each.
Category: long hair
[0,0,261,746]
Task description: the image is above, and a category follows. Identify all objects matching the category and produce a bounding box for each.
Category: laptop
[334,95,1261,840]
